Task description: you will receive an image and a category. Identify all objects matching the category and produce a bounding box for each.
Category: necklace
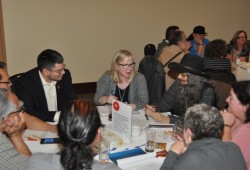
[118,86,127,102]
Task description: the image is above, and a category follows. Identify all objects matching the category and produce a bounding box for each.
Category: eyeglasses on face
[237,36,246,39]
[118,62,136,69]
[47,64,66,74]
[0,80,11,85]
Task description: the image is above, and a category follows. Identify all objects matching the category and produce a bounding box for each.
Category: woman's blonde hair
[110,50,135,83]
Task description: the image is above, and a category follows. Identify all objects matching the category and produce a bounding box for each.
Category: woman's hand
[220,109,236,127]
[99,95,118,105]
[129,104,136,111]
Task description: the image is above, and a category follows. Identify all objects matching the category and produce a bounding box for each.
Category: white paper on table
[112,100,132,144]
[23,129,60,154]
[118,152,165,170]
[137,109,172,126]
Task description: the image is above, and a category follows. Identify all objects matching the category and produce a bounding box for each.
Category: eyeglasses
[118,62,136,69]
[47,64,66,74]
[237,36,246,39]
[0,80,11,85]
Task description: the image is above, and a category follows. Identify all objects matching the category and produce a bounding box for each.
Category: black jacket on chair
[14,68,77,122]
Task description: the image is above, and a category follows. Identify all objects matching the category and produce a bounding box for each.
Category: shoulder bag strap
[163,51,182,68]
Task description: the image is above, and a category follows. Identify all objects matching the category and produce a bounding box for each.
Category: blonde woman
[94,50,148,110]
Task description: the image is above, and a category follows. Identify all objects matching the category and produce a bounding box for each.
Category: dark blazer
[14,67,77,122]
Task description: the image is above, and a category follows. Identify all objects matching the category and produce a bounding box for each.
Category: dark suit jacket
[14,67,77,122]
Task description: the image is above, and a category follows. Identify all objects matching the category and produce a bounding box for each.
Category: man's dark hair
[165,26,179,40]
[144,44,156,56]
[204,39,227,59]
[169,31,184,46]
[37,49,64,71]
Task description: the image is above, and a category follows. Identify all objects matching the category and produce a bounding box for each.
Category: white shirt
[39,71,60,122]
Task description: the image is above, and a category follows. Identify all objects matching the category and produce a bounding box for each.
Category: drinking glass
[145,129,156,152]
[99,128,110,164]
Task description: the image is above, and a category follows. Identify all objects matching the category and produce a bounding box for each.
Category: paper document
[112,100,132,144]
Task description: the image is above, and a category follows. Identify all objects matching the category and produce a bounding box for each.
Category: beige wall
[2,0,250,83]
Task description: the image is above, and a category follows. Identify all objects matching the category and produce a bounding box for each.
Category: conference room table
[23,106,175,170]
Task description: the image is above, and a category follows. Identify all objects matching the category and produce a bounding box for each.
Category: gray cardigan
[94,72,149,110]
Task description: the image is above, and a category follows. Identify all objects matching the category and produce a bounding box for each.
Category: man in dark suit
[14,49,77,122]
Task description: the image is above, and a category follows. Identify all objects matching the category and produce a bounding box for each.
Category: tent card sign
[111,100,132,144]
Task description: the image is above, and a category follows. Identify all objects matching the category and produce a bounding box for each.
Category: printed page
[112,100,132,144]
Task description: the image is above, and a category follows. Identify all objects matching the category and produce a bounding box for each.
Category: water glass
[145,129,156,152]
[99,138,110,164]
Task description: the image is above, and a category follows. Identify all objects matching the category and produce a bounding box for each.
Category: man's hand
[4,112,26,137]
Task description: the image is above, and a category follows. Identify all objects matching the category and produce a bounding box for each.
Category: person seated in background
[26,100,121,170]
[145,54,215,123]
[144,43,156,57]
[138,44,157,74]
[154,25,179,58]
[0,88,30,170]
[138,44,165,104]
[138,43,157,80]
[160,104,247,170]
[203,39,236,85]
[14,49,77,122]
[159,30,190,90]
[226,30,249,62]
[187,25,209,57]
[221,81,250,169]
[94,50,148,110]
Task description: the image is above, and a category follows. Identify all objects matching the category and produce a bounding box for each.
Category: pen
[145,114,149,120]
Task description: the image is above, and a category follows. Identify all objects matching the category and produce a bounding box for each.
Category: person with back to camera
[26,100,121,170]
[226,30,249,62]
[160,104,247,170]
[94,50,148,110]
[138,44,166,104]
[203,39,236,85]
[221,81,250,169]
